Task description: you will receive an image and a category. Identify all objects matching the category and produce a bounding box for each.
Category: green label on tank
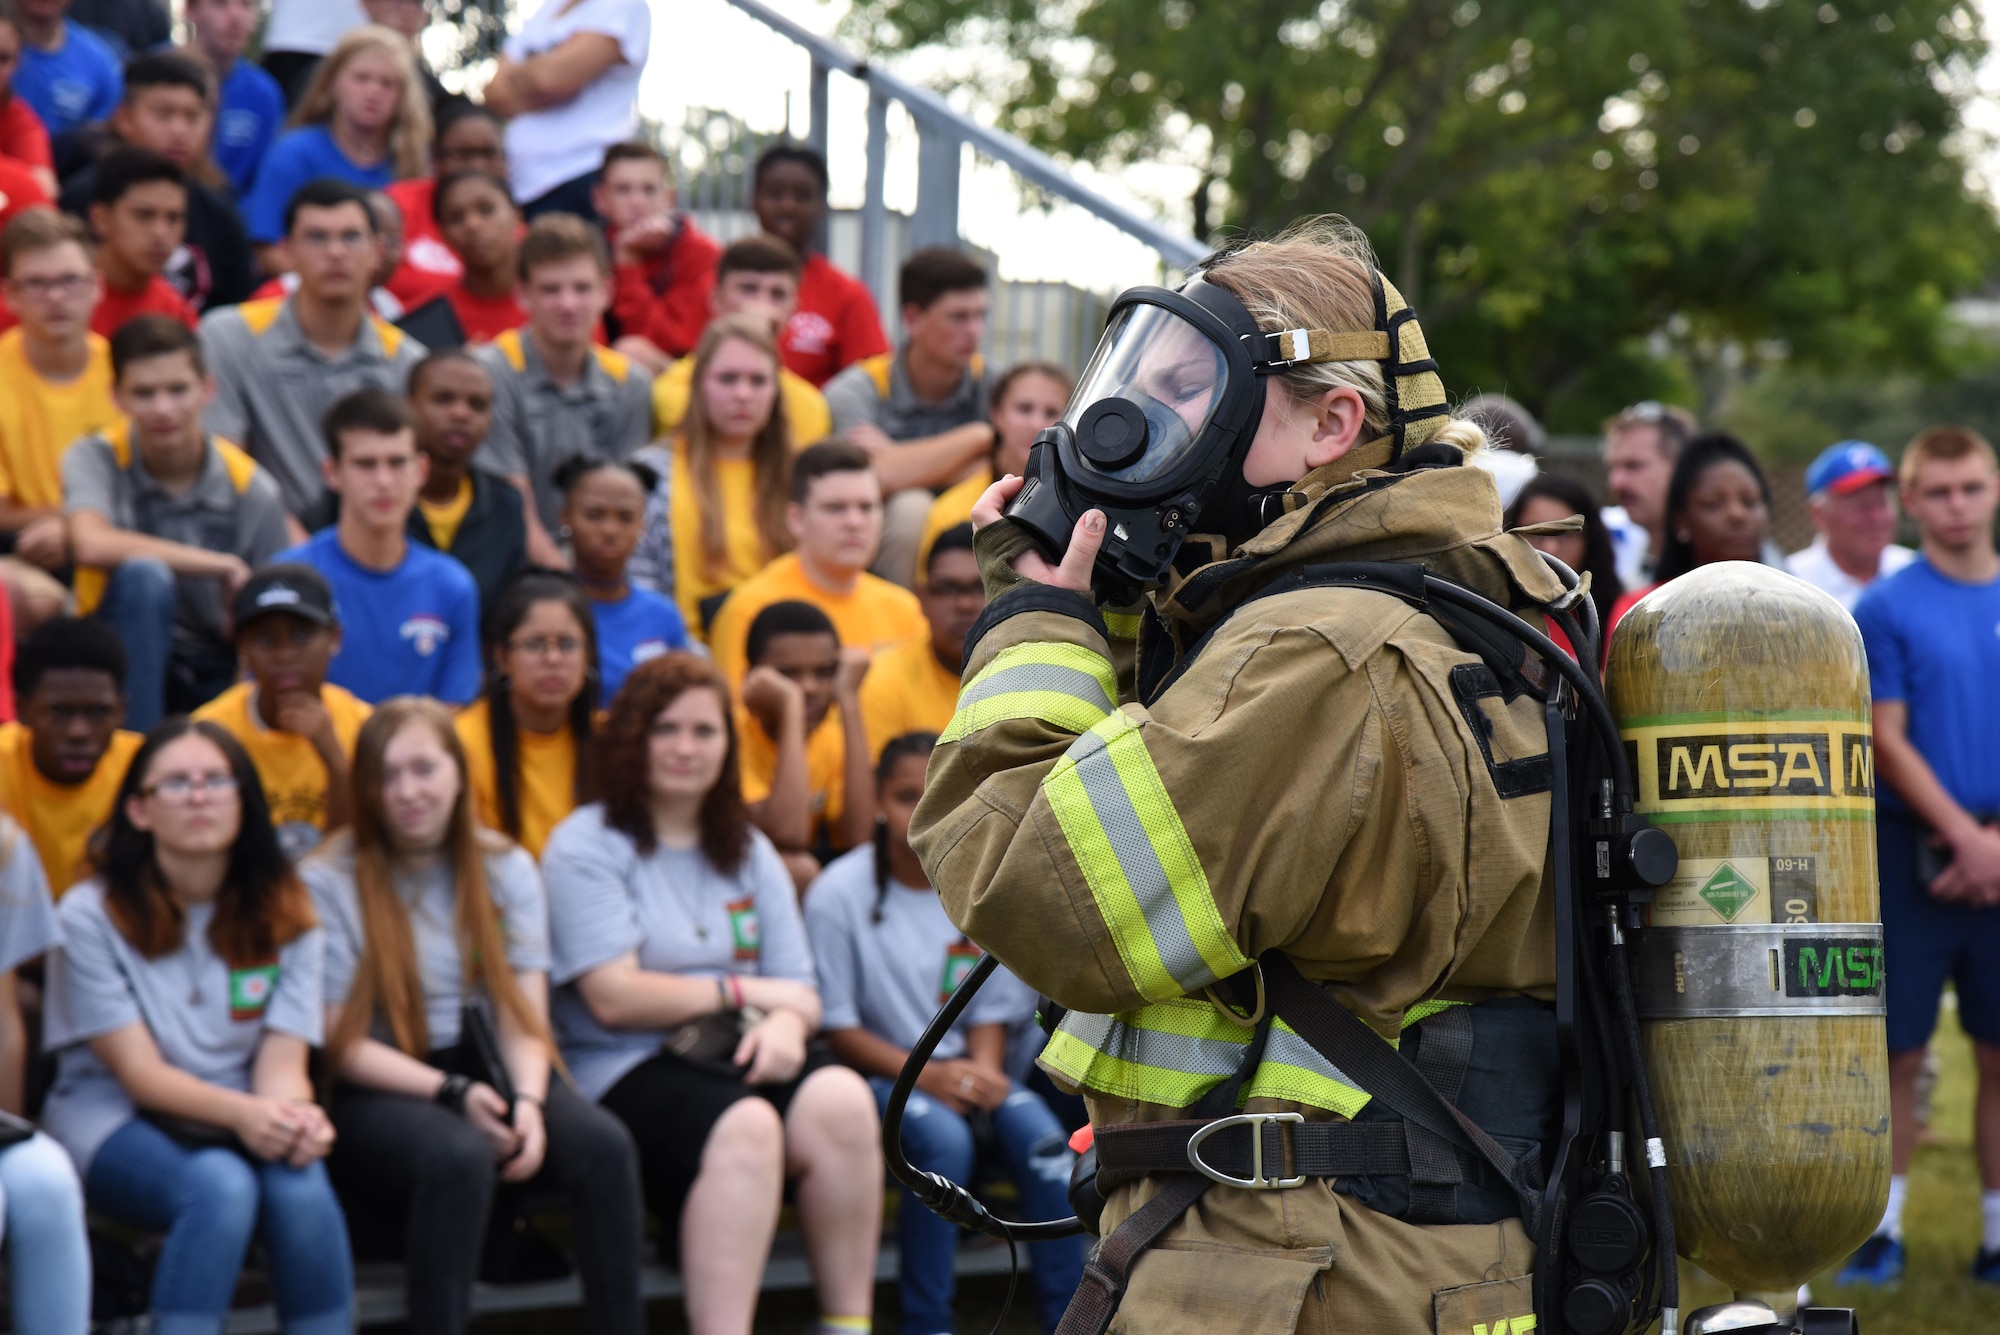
[1783,938,1885,998]
[1696,863,1759,922]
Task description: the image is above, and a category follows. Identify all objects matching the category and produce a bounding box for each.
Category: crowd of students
[0,2,1094,1330]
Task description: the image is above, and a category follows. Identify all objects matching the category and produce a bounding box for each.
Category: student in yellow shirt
[455,570,599,859]
[633,312,799,636]
[0,210,117,630]
[737,600,872,893]
[858,523,983,761]
[915,360,1070,577]
[0,618,142,895]
[709,441,926,690]
[649,233,832,444]
[194,564,371,861]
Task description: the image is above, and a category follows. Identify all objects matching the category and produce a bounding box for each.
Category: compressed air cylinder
[1606,562,1889,1317]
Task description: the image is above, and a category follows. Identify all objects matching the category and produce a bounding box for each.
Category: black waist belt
[1093,1116,1535,1195]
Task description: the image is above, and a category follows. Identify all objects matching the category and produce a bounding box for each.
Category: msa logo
[1625,719,1874,815]
[1472,1319,1536,1335]
[1783,938,1886,999]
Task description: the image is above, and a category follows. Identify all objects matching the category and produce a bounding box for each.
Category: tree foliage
[847,0,2000,431]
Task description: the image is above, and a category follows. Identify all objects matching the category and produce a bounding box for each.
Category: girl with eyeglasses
[544,652,882,1335]
[455,570,599,861]
[309,697,644,1333]
[41,719,352,1335]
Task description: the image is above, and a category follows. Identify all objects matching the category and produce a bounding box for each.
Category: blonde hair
[678,313,795,579]
[290,26,433,180]
[1899,425,1999,489]
[1202,216,1484,459]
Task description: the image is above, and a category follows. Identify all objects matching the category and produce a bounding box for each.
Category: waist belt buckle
[1186,1112,1306,1190]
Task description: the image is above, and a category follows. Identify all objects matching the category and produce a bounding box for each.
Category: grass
[1678,1005,2000,1333]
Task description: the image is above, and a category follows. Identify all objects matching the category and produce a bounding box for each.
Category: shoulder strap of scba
[74,426,261,616]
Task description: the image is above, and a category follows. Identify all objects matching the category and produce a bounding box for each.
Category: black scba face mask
[1007,269,1437,601]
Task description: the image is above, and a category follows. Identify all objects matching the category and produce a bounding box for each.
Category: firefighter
[911,217,1569,1335]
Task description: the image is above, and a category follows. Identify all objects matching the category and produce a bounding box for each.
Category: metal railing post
[808,59,830,255]
[861,88,891,320]
[912,117,961,250]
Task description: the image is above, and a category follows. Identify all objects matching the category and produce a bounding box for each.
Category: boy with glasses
[857,522,982,761]
[201,177,427,517]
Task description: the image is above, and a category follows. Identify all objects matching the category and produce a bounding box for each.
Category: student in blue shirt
[557,455,691,704]
[241,25,431,256]
[273,389,482,705]
[182,0,285,196]
[12,0,122,138]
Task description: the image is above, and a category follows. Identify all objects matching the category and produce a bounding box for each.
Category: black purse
[441,996,518,1119]
[663,1005,765,1074]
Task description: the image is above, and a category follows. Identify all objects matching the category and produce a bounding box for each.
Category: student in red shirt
[594,139,719,371]
[0,9,57,199]
[411,169,528,345]
[0,155,50,229]
[383,101,508,307]
[83,148,196,339]
[752,142,889,388]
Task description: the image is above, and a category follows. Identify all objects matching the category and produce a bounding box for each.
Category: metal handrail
[722,0,1206,277]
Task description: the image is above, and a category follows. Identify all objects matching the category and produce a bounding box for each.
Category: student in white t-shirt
[807,732,1086,1335]
[41,720,352,1334]
[483,0,651,220]
[1786,440,1918,612]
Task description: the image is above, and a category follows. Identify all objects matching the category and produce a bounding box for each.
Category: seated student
[0,618,141,894]
[242,25,430,270]
[916,359,1069,576]
[275,389,482,704]
[650,233,831,443]
[808,732,1083,1335]
[558,455,689,703]
[383,100,506,303]
[83,148,197,337]
[180,0,285,197]
[41,719,353,1335]
[456,570,598,860]
[750,143,888,388]
[407,349,525,607]
[309,698,644,1335]
[737,600,871,889]
[858,523,982,761]
[708,440,925,690]
[194,564,369,861]
[56,51,254,313]
[593,140,719,371]
[0,151,52,231]
[250,185,410,322]
[0,6,59,199]
[399,168,526,345]
[474,213,652,568]
[202,178,428,516]
[0,210,113,603]
[10,0,121,141]
[543,653,881,1335]
[825,247,993,588]
[65,317,289,730]
[0,807,92,1335]
[634,312,801,632]
[359,0,449,118]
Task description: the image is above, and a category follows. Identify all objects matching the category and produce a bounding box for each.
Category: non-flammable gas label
[1650,855,1821,927]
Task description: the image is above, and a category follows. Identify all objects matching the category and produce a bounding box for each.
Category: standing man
[1600,400,1696,589]
[751,142,888,387]
[1787,440,1917,612]
[474,213,652,568]
[276,388,482,705]
[824,246,994,587]
[65,316,289,729]
[1843,426,2000,1287]
[202,178,427,517]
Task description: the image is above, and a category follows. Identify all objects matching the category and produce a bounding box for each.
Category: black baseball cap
[231,564,339,634]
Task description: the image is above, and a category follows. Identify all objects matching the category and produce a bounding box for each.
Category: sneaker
[1973,1247,2000,1285]
[1834,1234,1905,1287]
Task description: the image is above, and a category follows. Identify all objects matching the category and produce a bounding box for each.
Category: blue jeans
[872,1077,1086,1335]
[97,557,176,732]
[0,1133,91,1334]
[85,1117,353,1335]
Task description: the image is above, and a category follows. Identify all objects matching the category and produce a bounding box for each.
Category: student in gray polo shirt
[473,214,654,569]
[65,318,292,731]
[823,247,996,587]
[200,179,428,516]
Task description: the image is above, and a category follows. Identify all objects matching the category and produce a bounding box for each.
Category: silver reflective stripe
[957,661,1117,713]
[1059,1009,1249,1078]
[1261,1026,1364,1090]
[1066,727,1217,992]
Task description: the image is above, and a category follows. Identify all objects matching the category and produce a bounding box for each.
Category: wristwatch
[435,1073,472,1114]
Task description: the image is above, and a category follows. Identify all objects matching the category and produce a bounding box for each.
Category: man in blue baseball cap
[1786,439,1916,611]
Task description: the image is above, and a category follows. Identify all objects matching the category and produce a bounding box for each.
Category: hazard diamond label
[1697,863,1758,922]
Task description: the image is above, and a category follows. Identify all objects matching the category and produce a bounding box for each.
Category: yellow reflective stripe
[1403,998,1464,1026]
[1103,608,1142,640]
[1044,712,1250,1002]
[938,641,1117,743]
[1040,1027,1234,1108]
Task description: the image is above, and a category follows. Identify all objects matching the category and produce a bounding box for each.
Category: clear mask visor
[1064,303,1233,484]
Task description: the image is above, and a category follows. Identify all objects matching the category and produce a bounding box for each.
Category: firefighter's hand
[1934,823,2000,907]
[970,474,1103,595]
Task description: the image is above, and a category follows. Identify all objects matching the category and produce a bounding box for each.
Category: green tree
[848,0,2000,431]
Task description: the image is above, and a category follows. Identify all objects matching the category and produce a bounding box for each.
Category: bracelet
[716,977,731,1012]
[727,974,746,1011]
[435,1073,472,1114]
